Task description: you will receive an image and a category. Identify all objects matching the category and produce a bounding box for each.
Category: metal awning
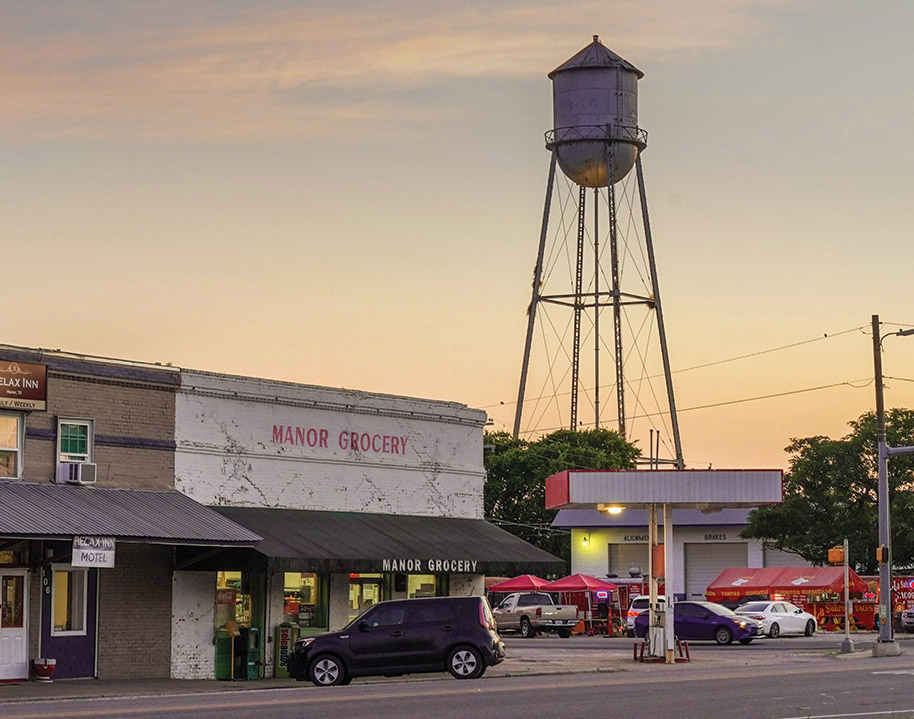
[181,507,566,576]
[0,482,261,546]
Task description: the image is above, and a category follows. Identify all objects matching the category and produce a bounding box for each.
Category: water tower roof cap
[548,35,643,79]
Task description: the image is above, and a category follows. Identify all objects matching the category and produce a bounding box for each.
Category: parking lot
[492,630,900,675]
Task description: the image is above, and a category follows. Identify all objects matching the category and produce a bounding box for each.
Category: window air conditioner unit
[56,462,97,485]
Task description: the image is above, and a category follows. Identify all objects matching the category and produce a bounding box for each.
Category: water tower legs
[513,152,557,439]
[513,153,684,470]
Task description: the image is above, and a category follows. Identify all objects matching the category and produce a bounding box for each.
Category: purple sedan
[634,600,759,645]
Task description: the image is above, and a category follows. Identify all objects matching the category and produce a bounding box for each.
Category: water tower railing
[545,125,648,150]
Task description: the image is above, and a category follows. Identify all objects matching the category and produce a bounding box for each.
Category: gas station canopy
[545,469,784,511]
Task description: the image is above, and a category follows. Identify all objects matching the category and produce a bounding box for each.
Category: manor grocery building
[0,345,561,682]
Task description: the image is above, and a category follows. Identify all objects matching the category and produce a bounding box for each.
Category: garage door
[608,544,650,578]
[684,543,748,600]
[763,545,813,568]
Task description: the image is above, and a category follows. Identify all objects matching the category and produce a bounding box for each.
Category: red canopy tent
[541,574,617,592]
[542,575,619,631]
[486,574,550,593]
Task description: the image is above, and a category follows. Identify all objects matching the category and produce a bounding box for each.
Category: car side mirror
[701,613,710,619]
[795,609,802,614]
[358,620,371,632]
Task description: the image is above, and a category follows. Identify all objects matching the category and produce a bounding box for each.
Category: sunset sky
[4,0,913,471]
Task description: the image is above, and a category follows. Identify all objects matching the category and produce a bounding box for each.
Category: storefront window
[215,571,251,628]
[283,572,325,627]
[52,566,87,635]
[407,574,437,598]
[349,574,385,622]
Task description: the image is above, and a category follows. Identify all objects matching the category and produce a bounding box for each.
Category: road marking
[872,670,914,675]
[780,711,914,719]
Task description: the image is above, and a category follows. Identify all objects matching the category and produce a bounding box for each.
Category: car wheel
[804,619,816,637]
[520,617,535,638]
[447,646,484,679]
[557,629,571,638]
[309,654,347,687]
[714,626,733,645]
[769,622,780,638]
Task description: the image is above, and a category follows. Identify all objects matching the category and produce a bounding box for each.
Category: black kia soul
[288,596,505,686]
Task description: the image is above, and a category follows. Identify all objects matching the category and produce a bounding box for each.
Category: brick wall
[97,544,173,679]
[21,364,176,490]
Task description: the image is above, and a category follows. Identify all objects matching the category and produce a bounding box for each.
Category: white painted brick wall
[175,371,486,518]
[328,574,351,631]
[171,571,217,680]
[449,574,484,597]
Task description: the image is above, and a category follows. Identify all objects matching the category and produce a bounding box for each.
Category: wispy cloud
[0,0,804,140]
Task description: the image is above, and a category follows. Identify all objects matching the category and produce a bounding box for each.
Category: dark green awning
[181,507,565,576]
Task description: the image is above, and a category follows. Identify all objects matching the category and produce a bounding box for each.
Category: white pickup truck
[492,592,579,638]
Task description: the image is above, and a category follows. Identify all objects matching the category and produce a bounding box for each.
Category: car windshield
[737,602,770,613]
[699,602,739,617]
[632,597,663,609]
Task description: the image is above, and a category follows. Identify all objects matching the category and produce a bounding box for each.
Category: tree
[484,428,640,564]
[741,409,914,573]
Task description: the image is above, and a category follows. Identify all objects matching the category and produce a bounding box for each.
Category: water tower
[513,36,683,468]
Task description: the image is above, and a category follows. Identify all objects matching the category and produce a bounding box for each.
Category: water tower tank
[548,36,646,188]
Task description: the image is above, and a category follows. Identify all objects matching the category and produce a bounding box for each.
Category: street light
[872,314,914,655]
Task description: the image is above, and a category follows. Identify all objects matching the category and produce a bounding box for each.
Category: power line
[481,325,870,410]
[512,378,876,436]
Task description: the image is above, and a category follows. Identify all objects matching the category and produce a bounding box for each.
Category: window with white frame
[0,412,24,478]
[57,419,93,464]
[51,565,88,636]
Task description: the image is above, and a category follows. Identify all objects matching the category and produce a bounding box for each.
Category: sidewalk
[0,633,898,704]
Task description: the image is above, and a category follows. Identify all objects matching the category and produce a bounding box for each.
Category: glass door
[0,569,28,680]
[348,574,385,623]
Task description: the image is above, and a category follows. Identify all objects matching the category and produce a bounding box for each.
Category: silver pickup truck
[492,592,579,638]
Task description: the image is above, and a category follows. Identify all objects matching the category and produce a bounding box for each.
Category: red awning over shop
[704,568,785,602]
[705,566,868,602]
[769,566,868,595]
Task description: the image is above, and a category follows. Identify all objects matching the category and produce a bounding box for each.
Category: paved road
[1,632,909,719]
[3,656,914,719]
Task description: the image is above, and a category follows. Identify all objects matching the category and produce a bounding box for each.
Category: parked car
[625,595,665,637]
[287,596,505,686]
[901,607,914,633]
[492,592,579,638]
[633,600,759,645]
[734,600,816,637]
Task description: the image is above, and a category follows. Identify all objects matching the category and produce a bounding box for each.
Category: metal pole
[873,314,896,651]
[844,537,850,641]
[594,187,600,429]
[663,503,675,664]
[647,504,659,656]
[874,315,892,643]
[608,162,624,436]
[840,537,855,653]
[636,157,683,468]
[513,153,557,438]
[570,185,587,430]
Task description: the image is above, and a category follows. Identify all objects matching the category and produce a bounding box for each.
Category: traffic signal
[876,545,889,563]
